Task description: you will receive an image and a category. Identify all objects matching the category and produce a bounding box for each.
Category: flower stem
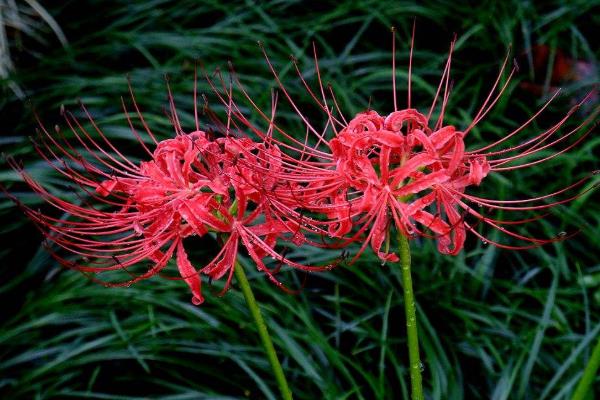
[234,261,293,400]
[571,334,600,400]
[398,233,424,400]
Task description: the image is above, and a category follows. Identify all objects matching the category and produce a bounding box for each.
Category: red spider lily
[205,28,598,262]
[6,30,597,305]
[7,80,332,305]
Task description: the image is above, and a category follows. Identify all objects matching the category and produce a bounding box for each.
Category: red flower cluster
[206,37,597,265]
[8,32,597,304]
[313,108,484,260]
[9,87,331,304]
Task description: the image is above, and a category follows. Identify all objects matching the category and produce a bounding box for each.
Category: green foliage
[1,0,598,398]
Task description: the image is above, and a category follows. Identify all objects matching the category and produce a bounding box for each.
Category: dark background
[1,1,598,399]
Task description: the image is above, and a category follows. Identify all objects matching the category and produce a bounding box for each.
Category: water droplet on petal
[291,232,305,246]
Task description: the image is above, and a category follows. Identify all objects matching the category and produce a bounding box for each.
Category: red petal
[176,241,203,305]
[96,179,118,196]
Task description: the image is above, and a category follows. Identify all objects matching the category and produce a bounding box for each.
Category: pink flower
[206,33,597,262]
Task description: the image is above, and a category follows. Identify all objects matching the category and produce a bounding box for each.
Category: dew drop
[558,231,567,237]
[291,233,305,246]
[482,240,488,245]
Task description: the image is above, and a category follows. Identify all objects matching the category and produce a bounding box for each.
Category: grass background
[1,0,599,399]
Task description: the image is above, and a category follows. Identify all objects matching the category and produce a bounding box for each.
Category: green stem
[398,233,424,400]
[234,261,293,400]
[571,334,600,400]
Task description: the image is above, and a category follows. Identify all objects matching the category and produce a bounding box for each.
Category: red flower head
[7,80,331,305]
[206,30,598,263]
